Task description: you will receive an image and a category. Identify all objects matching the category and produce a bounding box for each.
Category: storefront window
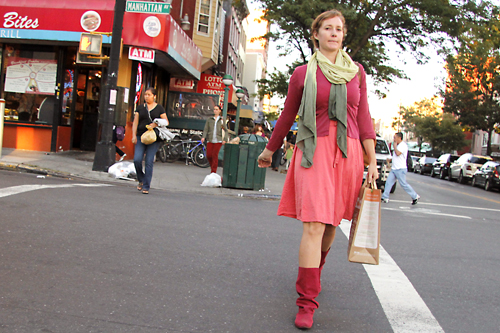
[2,44,57,123]
[61,47,76,126]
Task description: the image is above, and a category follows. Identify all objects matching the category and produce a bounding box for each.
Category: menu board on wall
[4,58,57,95]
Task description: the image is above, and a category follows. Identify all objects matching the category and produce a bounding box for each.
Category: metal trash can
[222,134,267,190]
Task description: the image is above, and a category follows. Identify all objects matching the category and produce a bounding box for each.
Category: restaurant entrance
[72,69,103,151]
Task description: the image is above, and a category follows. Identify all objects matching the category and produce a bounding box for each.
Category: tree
[254,0,497,100]
[392,97,466,154]
[442,18,500,155]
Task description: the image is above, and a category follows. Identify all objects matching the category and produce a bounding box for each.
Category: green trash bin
[222,134,267,190]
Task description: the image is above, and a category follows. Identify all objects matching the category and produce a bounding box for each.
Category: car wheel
[458,171,467,184]
[420,167,424,175]
[485,179,492,191]
[439,168,446,179]
[431,170,436,177]
[448,170,455,181]
[471,176,477,187]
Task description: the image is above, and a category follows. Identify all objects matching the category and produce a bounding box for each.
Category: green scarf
[296,50,359,168]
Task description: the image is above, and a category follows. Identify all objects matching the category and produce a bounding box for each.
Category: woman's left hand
[366,162,379,185]
[149,122,157,128]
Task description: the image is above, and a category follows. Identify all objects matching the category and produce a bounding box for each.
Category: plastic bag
[201,173,222,187]
[141,125,157,145]
[108,161,136,179]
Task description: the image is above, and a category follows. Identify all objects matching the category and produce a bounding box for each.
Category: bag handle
[362,178,378,190]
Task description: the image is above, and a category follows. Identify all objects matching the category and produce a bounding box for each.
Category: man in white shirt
[381,132,420,205]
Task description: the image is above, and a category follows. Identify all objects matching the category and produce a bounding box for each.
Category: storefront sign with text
[128,47,155,63]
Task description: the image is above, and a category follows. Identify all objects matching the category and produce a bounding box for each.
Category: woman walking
[131,87,169,194]
[258,10,378,329]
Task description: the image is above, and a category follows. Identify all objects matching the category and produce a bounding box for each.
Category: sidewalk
[0,148,287,199]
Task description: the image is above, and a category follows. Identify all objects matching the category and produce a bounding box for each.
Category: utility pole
[93,0,126,172]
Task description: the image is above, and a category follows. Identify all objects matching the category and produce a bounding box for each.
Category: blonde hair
[311,10,346,49]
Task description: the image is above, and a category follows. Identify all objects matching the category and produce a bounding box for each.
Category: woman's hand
[149,122,157,128]
[132,136,137,144]
[257,148,273,168]
[366,161,379,185]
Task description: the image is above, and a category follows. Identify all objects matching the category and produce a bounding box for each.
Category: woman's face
[144,90,155,104]
[314,16,344,54]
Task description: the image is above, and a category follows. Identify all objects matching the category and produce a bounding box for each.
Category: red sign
[121,13,201,78]
[0,2,114,32]
[196,73,235,106]
[171,78,194,90]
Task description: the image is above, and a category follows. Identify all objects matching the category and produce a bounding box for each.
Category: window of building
[2,44,57,124]
[198,0,211,34]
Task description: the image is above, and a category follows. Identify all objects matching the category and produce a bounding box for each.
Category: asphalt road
[1,170,499,332]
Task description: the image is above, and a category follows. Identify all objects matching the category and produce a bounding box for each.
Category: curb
[0,162,282,200]
[0,162,70,178]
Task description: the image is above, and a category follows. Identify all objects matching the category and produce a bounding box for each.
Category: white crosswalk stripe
[339,221,445,333]
[0,184,112,198]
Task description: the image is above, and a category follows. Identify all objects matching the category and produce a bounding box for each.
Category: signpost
[125,1,171,14]
[92,0,127,172]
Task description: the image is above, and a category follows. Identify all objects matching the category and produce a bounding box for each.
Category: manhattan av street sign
[126,1,171,14]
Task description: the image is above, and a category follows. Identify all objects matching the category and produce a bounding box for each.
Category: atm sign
[128,47,155,63]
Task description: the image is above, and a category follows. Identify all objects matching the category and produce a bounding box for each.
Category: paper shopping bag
[347,181,381,265]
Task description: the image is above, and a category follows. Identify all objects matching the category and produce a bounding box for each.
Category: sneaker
[412,195,420,205]
[119,154,126,162]
[381,198,389,203]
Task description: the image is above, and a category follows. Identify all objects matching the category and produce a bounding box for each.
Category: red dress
[267,64,376,226]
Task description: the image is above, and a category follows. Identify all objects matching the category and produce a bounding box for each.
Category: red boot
[318,249,330,293]
[295,267,320,329]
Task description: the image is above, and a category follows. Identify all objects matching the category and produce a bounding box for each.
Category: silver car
[449,153,493,184]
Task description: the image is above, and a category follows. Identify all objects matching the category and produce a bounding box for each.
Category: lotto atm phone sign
[79,33,102,55]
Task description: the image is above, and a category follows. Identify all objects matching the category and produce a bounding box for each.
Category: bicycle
[157,138,209,168]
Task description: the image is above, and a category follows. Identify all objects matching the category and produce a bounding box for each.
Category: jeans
[134,137,160,191]
[382,168,418,200]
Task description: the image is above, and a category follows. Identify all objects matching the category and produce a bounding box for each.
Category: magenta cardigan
[267,64,376,152]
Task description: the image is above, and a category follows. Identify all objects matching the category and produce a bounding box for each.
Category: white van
[363,137,396,193]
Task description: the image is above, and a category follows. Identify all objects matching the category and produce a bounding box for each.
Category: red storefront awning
[0,0,201,79]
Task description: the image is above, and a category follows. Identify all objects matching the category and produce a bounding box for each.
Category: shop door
[73,70,102,151]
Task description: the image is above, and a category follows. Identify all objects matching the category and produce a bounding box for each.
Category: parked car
[363,138,396,193]
[471,161,500,191]
[414,156,437,175]
[449,153,493,184]
[431,153,460,179]
[409,156,419,172]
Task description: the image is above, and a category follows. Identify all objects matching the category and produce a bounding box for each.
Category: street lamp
[234,88,245,136]
[221,74,233,122]
[180,14,191,31]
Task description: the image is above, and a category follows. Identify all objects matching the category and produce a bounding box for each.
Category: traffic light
[79,33,102,55]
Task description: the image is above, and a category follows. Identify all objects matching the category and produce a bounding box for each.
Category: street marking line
[382,207,471,219]
[339,221,445,333]
[386,199,500,212]
[0,184,112,198]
